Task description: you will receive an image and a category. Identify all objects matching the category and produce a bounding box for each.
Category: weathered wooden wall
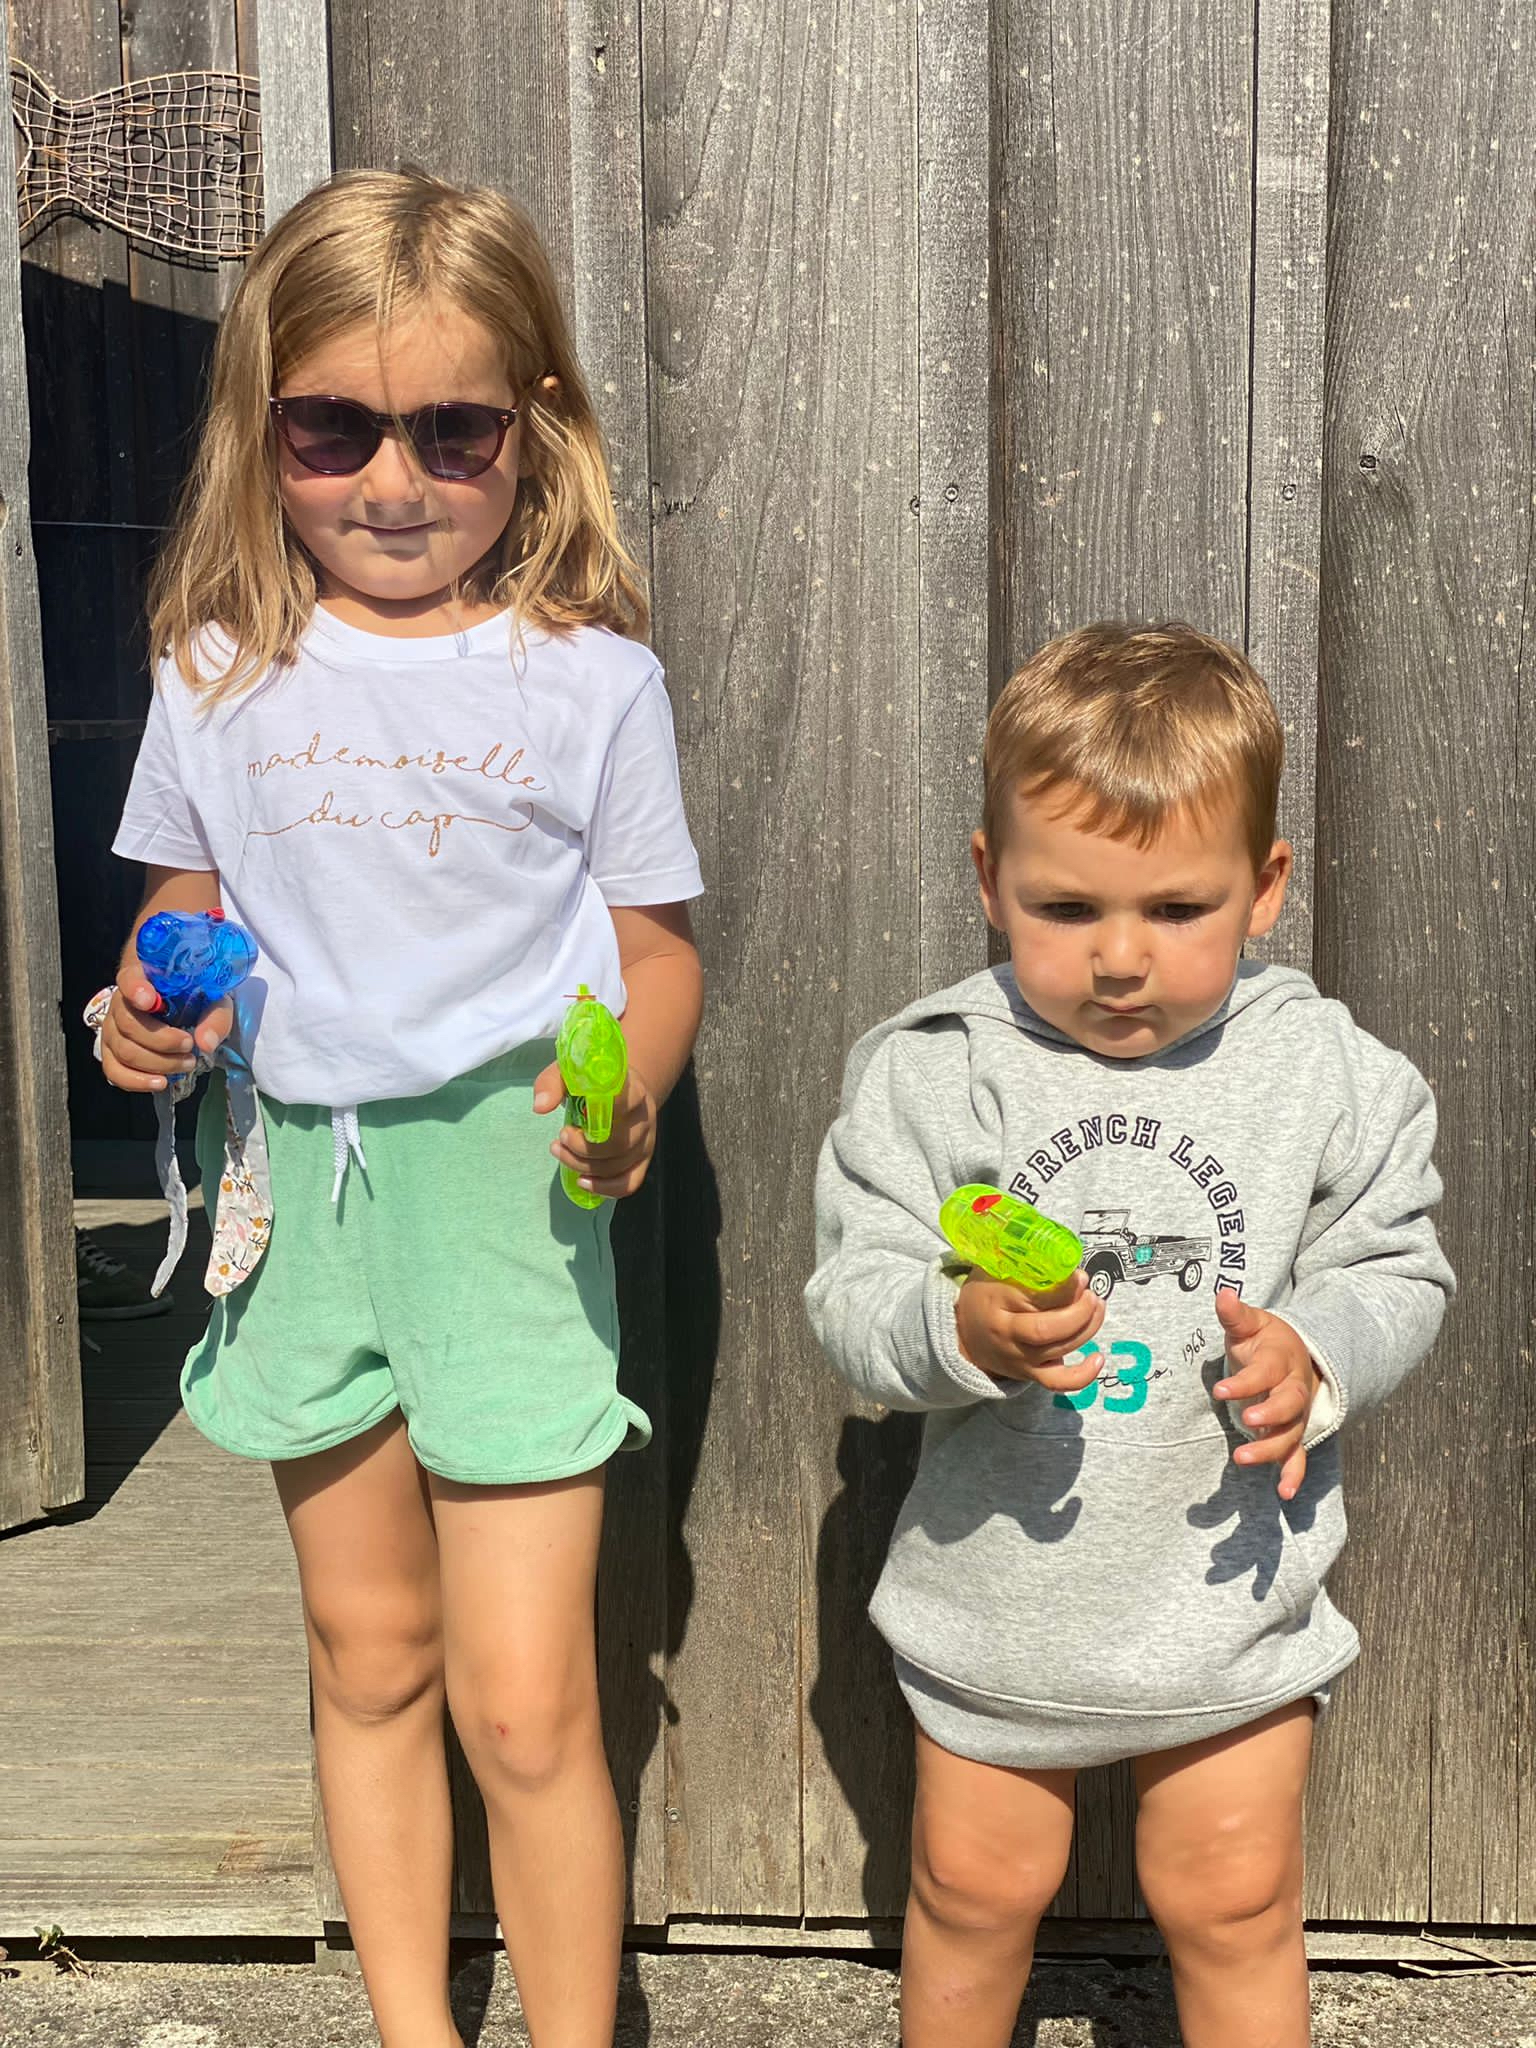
[324,0,1532,1934]
[9,0,1531,1936]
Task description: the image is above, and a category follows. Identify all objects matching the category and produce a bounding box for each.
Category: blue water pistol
[136,909,257,1030]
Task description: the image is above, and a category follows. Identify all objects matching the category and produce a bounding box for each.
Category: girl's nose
[359,429,428,507]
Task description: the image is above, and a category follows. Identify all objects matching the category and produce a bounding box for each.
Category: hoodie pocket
[871,1417,1345,1715]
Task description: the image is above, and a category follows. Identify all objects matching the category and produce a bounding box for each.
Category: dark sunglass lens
[280,398,377,474]
[416,403,503,480]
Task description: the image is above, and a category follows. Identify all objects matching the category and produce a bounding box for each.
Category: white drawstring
[329,1105,368,1203]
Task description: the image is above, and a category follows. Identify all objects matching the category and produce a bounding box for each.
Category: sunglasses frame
[269,394,519,480]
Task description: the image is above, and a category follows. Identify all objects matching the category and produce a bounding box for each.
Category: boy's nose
[1092,919,1149,980]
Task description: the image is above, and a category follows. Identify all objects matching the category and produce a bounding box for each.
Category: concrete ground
[2,1951,1535,2047]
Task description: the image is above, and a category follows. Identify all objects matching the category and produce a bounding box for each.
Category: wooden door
[0,0,82,1532]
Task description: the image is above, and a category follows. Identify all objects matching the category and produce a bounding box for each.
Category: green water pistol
[939,1184,1084,1294]
[556,985,629,1210]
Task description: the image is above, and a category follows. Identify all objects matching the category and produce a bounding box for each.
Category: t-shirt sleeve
[585,666,704,905]
[111,677,217,871]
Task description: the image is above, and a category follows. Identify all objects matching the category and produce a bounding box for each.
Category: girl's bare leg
[1134,1700,1315,2048]
[432,1468,621,2048]
[900,1725,1077,2048]
[273,1414,460,2048]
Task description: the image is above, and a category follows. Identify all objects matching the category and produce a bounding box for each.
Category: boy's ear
[971,829,1004,932]
[1246,838,1293,939]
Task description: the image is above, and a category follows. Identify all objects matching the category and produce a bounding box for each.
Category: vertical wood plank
[121,2,244,534]
[0,0,83,1530]
[993,0,1256,1919]
[648,0,920,1916]
[917,0,993,991]
[328,0,576,287]
[993,0,1255,668]
[1245,0,1329,973]
[1306,0,1536,1925]
[563,0,673,1928]
[798,0,996,1926]
[254,0,334,224]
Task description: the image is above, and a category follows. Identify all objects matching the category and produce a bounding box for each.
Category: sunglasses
[269,395,518,481]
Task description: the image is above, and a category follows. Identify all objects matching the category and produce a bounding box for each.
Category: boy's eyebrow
[1016,869,1234,900]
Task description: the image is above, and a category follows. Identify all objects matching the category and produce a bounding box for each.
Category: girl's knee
[453,1676,603,1797]
[911,1816,1067,1937]
[307,1608,445,1725]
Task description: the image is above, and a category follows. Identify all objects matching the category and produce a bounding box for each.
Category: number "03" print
[1053,1339,1154,1415]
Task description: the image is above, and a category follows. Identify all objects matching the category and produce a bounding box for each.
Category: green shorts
[181,1043,649,1483]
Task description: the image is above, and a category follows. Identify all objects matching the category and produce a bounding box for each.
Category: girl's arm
[100,863,229,1090]
[608,901,704,1107]
[536,901,704,1199]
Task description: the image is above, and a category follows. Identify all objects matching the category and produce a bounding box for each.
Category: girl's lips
[1095,1002,1151,1015]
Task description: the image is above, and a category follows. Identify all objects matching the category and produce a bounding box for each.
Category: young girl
[98,169,703,2048]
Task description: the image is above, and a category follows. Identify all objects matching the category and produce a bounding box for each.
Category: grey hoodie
[805,962,1454,1767]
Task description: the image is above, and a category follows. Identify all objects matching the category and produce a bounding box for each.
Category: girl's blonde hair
[150,167,647,699]
[984,622,1284,872]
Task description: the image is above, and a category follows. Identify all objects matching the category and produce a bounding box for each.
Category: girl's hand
[1212,1291,1320,1501]
[533,1063,660,1200]
[99,959,233,1092]
[954,1269,1106,1390]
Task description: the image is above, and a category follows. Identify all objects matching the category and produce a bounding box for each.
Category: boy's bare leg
[1134,1700,1315,2048]
[901,1725,1077,2048]
[273,1415,461,2048]
[432,1468,622,2048]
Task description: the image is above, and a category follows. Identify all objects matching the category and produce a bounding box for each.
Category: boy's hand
[1212,1291,1319,1502]
[534,1063,659,1200]
[99,960,232,1092]
[954,1269,1106,1391]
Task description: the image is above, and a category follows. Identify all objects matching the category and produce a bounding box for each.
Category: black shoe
[75,1231,173,1320]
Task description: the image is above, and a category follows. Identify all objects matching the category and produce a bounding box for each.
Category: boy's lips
[1094,1001,1152,1016]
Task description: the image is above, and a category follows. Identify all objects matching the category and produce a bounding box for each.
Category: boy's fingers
[1234,1422,1302,1466]
[1002,1296,1103,1351]
[1214,1289,1268,1342]
[1278,1444,1308,1500]
[1212,1358,1282,1402]
[1027,1352,1102,1392]
[1242,1379,1309,1431]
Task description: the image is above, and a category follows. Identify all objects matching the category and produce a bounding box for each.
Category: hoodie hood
[843,957,1322,1103]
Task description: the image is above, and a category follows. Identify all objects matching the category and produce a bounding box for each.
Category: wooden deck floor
[0,1194,317,1937]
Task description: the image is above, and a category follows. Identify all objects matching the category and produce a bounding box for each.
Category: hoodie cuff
[1268,1307,1348,1449]
[922,1260,1023,1403]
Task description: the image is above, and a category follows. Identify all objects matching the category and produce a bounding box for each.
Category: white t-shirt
[113,610,704,1107]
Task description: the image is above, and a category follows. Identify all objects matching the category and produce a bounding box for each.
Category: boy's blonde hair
[150,167,647,700]
[984,622,1284,871]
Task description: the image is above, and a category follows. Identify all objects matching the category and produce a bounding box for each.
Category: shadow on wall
[607,1064,721,1896]
[810,1409,924,1918]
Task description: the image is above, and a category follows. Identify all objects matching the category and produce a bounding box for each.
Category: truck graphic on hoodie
[1079,1207,1210,1299]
